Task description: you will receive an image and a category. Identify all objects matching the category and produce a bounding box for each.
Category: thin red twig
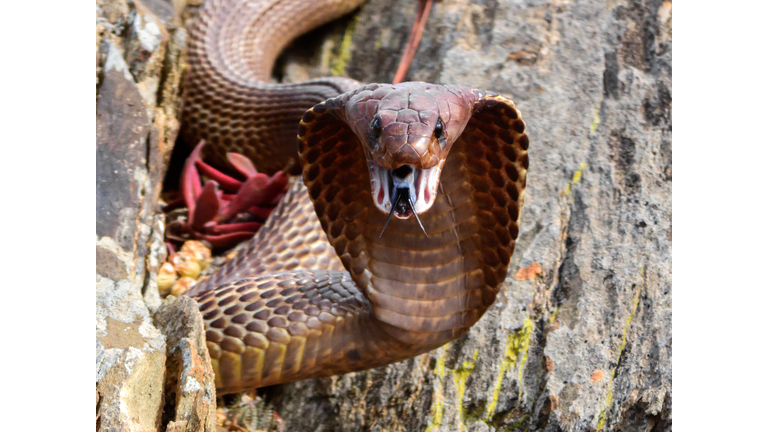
[392,0,435,84]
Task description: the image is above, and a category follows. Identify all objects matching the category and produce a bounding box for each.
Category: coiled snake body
[181,0,529,395]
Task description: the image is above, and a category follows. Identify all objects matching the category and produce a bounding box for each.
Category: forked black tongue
[408,196,428,238]
[379,188,429,238]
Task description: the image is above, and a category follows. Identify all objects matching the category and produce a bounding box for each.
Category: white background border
[2,0,766,429]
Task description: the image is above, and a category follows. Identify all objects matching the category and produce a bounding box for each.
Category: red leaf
[209,222,262,234]
[162,195,186,213]
[195,160,243,192]
[220,174,271,220]
[227,152,258,177]
[196,231,256,249]
[247,205,274,220]
[181,140,206,216]
[191,180,220,230]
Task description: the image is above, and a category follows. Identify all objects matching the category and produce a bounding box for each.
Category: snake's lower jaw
[370,162,442,218]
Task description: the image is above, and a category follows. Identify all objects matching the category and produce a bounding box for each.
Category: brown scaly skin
[180,0,365,174]
[181,1,529,395]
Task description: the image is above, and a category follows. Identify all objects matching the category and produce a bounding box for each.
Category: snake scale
[179,0,529,395]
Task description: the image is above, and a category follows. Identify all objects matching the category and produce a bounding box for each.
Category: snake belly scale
[180,0,529,395]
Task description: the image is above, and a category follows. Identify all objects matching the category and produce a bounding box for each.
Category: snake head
[344,83,475,220]
[298,82,524,242]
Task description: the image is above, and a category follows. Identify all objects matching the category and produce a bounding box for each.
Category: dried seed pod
[171,251,201,279]
[157,262,178,296]
[181,240,212,270]
[171,276,197,297]
[215,409,227,427]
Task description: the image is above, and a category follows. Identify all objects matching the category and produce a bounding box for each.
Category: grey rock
[155,297,218,432]
[135,0,179,29]
[124,0,170,116]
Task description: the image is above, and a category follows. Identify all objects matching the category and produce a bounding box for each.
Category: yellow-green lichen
[563,163,587,196]
[453,350,480,426]
[590,110,600,133]
[510,414,530,431]
[596,281,642,431]
[330,16,357,77]
[373,27,388,52]
[572,163,587,184]
[425,348,448,432]
[485,318,535,421]
[516,318,535,402]
[549,307,559,325]
[426,348,484,431]
[590,97,602,134]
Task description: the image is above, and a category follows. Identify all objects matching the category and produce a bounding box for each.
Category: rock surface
[95,0,671,431]
[96,0,197,430]
[155,297,218,432]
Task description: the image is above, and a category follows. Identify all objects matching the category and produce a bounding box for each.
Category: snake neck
[298,86,529,351]
[191,0,364,83]
[181,0,364,173]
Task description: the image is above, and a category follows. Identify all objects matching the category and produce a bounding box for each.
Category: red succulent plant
[164,140,289,249]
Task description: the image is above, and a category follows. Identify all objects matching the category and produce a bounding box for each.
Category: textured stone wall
[95,0,671,430]
[96,1,219,430]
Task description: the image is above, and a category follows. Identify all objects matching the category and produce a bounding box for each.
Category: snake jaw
[369,161,442,219]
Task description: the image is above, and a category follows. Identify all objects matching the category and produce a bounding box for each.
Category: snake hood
[298,80,528,251]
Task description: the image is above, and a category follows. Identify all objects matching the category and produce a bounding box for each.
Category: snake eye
[434,118,444,139]
[371,117,383,137]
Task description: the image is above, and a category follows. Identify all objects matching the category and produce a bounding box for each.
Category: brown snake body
[180,0,529,395]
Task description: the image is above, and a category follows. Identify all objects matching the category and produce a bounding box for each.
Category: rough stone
[155,297,218,432]
[96,273,167,431]
[96,31,167,430]
[96,0,186,430]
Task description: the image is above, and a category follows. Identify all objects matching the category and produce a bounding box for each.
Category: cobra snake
[179,0,529,395]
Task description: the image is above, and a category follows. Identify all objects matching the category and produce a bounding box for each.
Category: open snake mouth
[369,161,442,236]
